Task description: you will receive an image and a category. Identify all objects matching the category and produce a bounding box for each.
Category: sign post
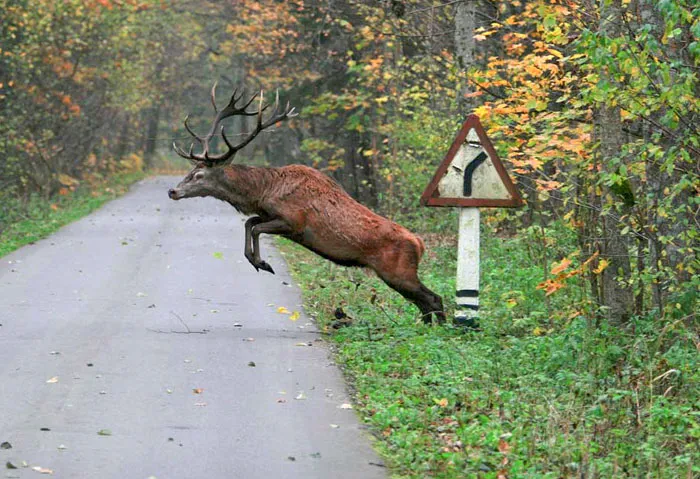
[420,115,523,327]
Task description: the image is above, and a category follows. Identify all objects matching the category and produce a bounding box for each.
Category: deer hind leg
[244,216,265,270]
[372,250,445,324]
[385,276,445,324]
[251,219,294,275]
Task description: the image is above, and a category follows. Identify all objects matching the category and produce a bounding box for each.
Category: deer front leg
[244,216,265,271]
[251,219,294,275]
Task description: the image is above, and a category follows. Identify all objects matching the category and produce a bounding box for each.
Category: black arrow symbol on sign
[463,151,488,196]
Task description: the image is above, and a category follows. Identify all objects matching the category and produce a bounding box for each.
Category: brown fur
[170,163,445,323]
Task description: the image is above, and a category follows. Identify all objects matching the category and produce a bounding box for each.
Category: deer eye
[193,171,205,181]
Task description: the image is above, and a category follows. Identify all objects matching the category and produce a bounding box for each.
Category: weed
[281,222,698,478]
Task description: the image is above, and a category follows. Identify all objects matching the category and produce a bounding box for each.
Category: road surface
[0,177,386,479]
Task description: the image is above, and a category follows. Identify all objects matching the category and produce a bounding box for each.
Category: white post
[455,207,480,326]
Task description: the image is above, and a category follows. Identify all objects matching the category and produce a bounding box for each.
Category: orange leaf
[550,258,572,275]
[434,398,448,407]
[537,279,565,296]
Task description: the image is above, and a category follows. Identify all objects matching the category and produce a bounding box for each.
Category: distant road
[0,176,385,479]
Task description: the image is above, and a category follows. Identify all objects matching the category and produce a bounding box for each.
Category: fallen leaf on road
[0,442,11,449]
[166,389,173,394]
[6,461,18,469]
[289,311,300,321]
[233,323,243,327]
[338,403,353,410]
[295,392,306,400]
[248,361,256,367]
[242,337,255,342]
[97,429,112,436]
[295,342,312,347]
[277,306,290,314]
[49,351,60,356]
[136,292,147,297]
[310,452,322,459]
[193,388,203,394]
[277,398,287,403]
[330,424,340,429]
[46,377,58,384]
[194,402,207,407]
[212,252,224,259]
[210,309,219,314]
[57,445,66,451]
[31,466,53,474]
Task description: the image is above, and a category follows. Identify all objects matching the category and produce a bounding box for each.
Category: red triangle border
[420,115,523,208]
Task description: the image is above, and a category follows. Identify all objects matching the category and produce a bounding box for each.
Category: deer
[168,84,445,324]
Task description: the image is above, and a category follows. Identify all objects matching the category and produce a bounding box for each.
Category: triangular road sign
[420,115,523,208]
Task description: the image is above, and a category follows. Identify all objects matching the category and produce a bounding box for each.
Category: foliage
[281,229,698,478]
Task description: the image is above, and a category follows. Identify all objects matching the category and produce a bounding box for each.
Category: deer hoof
[257,261,275,275]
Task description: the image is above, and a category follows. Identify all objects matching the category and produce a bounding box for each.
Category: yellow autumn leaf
[434,398,448,407]
[547,48,564,59]
[525,64,542,76]
[289,311,300,321]
[277,306,291,314]
[593,259,609,274]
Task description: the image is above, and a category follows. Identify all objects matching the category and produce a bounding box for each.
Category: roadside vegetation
[282,221,698,478]
[0,169,145,258]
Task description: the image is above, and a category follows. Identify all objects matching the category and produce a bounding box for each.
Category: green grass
[279,225,699,478]
[0,171,146,258]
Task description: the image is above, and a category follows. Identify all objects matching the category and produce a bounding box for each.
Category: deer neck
[210,165,270,214]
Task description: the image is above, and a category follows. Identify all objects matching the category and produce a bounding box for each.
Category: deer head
[168,83,296,200]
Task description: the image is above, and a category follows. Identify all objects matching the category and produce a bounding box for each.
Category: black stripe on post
[463,152,488,196]
[456,289,479,298]
[462,304,479,311]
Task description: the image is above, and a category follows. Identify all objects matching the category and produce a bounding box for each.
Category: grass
[0,171,145,258]
[279,221,698,478]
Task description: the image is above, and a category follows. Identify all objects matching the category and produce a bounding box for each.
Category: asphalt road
[0,176,386,479]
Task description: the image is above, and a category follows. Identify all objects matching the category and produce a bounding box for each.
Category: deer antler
[173,83,297,165]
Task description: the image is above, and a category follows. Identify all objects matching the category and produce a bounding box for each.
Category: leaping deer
[168,84,445,324]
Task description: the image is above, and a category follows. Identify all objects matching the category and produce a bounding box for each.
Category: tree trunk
[454,0,477,112]
[597,0,634,325]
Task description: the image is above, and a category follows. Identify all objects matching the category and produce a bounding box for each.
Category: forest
[0,0,697,477]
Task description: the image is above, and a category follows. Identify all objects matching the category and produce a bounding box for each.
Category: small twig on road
[171,310,192,333]
[145,311,209,334]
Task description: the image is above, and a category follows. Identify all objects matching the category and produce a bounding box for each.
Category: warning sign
[420,115,522,208]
